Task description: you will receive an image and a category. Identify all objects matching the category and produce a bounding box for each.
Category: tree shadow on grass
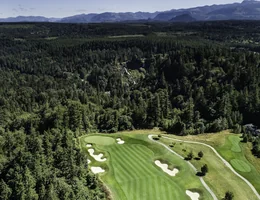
[194,157,201,161]
[196,172,205,177]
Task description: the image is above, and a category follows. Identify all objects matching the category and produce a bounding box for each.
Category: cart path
[148,135,218,200]
[148,134,260,200]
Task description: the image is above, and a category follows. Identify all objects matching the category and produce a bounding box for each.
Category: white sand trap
[116,138,125,144]
[91,167,105,174]
[88,149,107,162]
[186,190,200,200]
[86,144,92,148]
[155,160,179,176]
[87,159,91,164]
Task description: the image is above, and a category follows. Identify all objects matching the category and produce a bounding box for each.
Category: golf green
[230,159,251,172]
[160,135,259,200]
[81,134,212,200]
[84,135,115,145]
[229,136,242,153]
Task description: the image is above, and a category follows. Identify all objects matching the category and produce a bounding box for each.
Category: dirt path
[148,134,218,200]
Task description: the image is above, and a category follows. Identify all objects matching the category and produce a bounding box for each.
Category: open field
[107,34,144,38]
[80,132,212,200]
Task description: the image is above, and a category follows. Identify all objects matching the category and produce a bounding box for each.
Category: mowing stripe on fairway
[130,144,153,161]
[125,145,155,177]
[154,177,161,200]
[111,144,187,200]
[112,156,133,183]
[112,147,138,181]
[123,145,156,177]
[154,177,162,200]
[83,135,210,200]
[134,144,154,157]
[111,146,136,181]
[117,146,149,179]
[113,145,155,181]
[161,177,174,200]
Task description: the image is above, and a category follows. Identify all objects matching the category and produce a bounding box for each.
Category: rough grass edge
[100,178,113,200]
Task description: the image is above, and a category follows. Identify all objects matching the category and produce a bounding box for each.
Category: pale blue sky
[1,0,241,18]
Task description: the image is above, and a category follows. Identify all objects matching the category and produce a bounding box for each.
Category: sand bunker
[91,167,105,174]
[186,190,200,200]
[86,144,92,148]
[116,138,125,144]
[88,149,107,162]
[155,160,179,176]
[87,159,91,164]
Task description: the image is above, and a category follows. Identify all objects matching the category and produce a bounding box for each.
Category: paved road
[148,135,218,200]
[149,134,260,200]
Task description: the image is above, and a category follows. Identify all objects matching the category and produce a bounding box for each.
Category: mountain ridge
[1,1,260,23]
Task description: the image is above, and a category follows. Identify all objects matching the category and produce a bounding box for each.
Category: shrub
[198,151,204,159]
[201,164,208,175]
[224,191,234,200]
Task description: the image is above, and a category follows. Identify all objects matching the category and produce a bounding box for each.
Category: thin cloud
[97,8,107,12]
[18,4,28,12]
[75,9,88,12]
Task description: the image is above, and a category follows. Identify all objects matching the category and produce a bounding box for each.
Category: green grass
[80,133,212,200]
[84,135,115,145]
[161,131,260,199]
[160,137,259,200]
[216,134,260,193]
[230,159,251,172]
[229,136,242,152]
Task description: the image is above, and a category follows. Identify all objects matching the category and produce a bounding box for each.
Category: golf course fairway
[161,131,260,200]
[80,133,213,200]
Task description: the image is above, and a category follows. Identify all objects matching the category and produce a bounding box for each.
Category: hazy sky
[1,0,241,18]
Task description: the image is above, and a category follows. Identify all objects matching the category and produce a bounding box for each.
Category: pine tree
[198,151,204,159]
[201,164,208,176]
[23,167,38,200]
[0,179,12,200]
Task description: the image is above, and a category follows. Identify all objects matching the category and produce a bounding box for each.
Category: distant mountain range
[1,0,260,23]
[0,16,60,23]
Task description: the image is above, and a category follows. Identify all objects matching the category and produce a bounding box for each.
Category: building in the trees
[244,124,260,137]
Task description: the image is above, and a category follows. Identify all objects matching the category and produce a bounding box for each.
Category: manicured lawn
[229,135,242,153]
[217,134,260,193]
[80,133,212,200]
[160,137,258,200]
[162,131,260,199]
[230,159,251,172]
[84,135,115,145]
